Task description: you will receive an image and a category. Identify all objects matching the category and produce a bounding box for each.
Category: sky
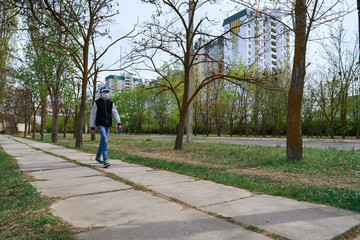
[96,0,359,84]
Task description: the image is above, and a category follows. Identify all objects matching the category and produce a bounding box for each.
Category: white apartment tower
[223,9,290,70]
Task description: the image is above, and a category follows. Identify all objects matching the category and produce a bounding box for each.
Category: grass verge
[25,134,360,213]
[0,146,75,240]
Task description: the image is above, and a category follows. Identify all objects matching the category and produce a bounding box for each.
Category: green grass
[0,146,75,240]
[25,134,360,213]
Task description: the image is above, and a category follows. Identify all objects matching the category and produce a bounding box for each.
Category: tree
[312,72,341,139]
[302,83,316,137]
[320,21,359,139]
[212,81,226,136]
[196,83,215,136]
[232,0,350,160]
[223,84,240,136]
[27,0,134,148]
[15,59,47,139]
[25,3,77,143]
[60,78,80,138]
[113,87,147,134]
[0,0,18,131]
[137,0,262,150]
[151,90,171,135]
[265,66,291,137]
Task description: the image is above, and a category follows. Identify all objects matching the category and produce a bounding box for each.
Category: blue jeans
[96,126,110,161]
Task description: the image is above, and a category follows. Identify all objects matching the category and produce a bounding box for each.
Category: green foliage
[0,147,74,239]
[45,116,75,133]
[113,87,148,134]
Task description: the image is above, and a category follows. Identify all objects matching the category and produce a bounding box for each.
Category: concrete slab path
[1,134,360,240]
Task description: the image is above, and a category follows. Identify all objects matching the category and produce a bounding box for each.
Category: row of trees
[0,0,355,161]
[1,0,132,146]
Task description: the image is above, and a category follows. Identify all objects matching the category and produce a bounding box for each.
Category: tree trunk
[28,118,31,134]
[51,99,59,143]
[194,110,198,136]
[23,108,27,138]
[239,119,243,137]
[32,109,37,139]
[75,39,90,148]
[254,114,259,137]
[63,116,69,138]
[341,108,346,139]
[245,117,249,137]
[262,114,266,137]
[330,120,335,139]
[40,100,46,141]
[2,110,6,134]
[286,0,307,161]
[186,0,194,143]
[356,119,360,139]
[174,111,186,150]
[73,113,77,138]
[205,120,209,136]
[75,98,86,148]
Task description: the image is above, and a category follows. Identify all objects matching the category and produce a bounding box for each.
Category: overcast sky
[96,0,359,83]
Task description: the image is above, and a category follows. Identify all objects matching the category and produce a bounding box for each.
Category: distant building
[104,72,157,95]
[194,9,291,76]
[194,37,224,77]
[222,9,290,70]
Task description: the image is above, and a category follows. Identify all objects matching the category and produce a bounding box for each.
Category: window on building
[249,44,251,48]
[248,51,251,55]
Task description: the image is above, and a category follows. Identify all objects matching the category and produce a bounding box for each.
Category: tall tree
[27,0,134,148]
[26,13,72,143]
[0,0,18,129]
[320,21,359,139]
[232,0,350,160]
[312,73,341,139]
[138,0,262,150]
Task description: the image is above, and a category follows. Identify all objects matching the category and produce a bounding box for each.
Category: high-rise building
[194,9,290,76]
[222,9,290,70]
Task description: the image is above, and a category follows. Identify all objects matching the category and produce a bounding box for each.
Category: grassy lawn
[26,134,360,213]
[0,146,75,240]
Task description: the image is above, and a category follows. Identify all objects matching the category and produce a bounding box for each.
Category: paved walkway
[119,134,360,150]
[1,134,360,240]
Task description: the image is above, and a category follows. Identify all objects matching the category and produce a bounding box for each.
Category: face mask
[102,93,109,99]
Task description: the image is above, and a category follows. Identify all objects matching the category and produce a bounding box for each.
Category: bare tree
[312,72,341,139]
[137,0,264,150]
[320,21,359,139]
